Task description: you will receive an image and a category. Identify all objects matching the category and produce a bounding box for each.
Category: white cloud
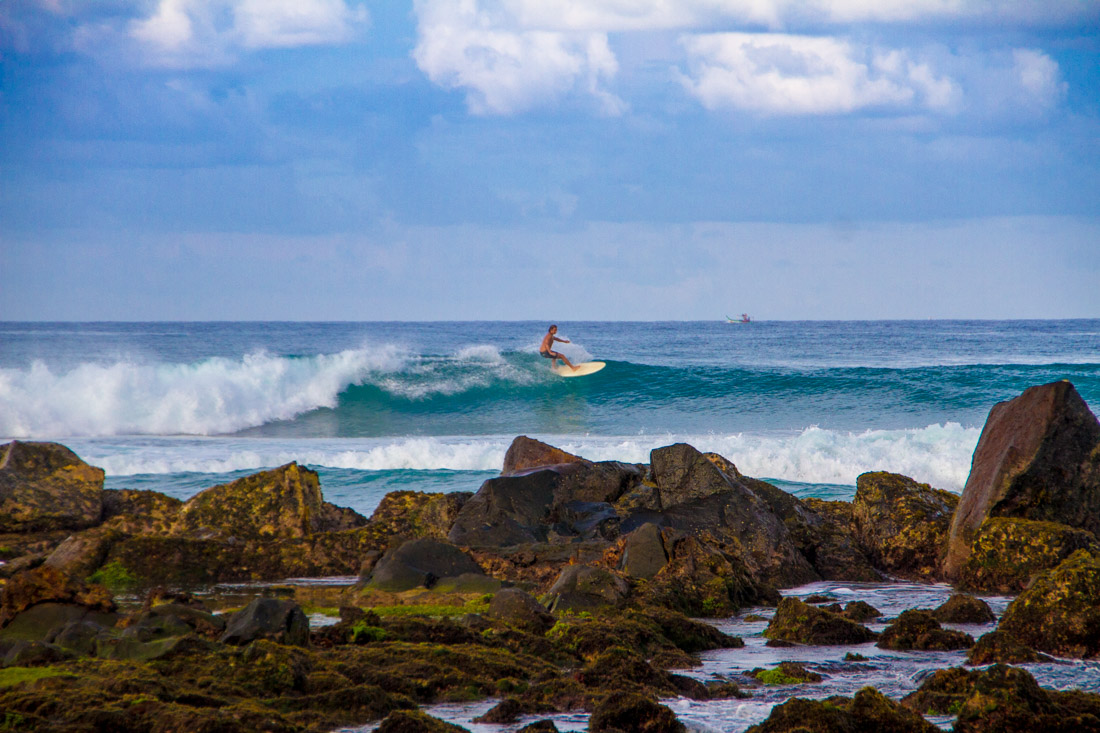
[127,0,367,67]
[1012,48,1067,109]
[679,33,958,115]
[413,0,624,115]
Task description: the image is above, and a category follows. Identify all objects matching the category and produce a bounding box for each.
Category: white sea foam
[0,345,546,438]
[62,423,980,491]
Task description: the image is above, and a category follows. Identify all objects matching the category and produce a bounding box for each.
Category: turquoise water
[2,320,1097,515]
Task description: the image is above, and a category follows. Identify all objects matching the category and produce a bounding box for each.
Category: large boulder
[619,523,668,580]
[997,548,1100,658]
[0,441,105,533]
[363,538,491,592]
[219,597,309,647]
[945,381,1100,578]
[100,488,184,535]
[967,631,1053,665]
[643,445,817,587]
[448,461,642,547]
[852,471,958,581]
[501,435,584,475]
[763,597,876,645]
[174,462,355,540]
[955,517,1099,593]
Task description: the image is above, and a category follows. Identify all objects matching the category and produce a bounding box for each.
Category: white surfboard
[551,361,606,377]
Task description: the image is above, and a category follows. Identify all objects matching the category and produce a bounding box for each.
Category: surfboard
[551,361,606,378]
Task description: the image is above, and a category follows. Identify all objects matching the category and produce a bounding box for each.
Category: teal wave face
[239,358,1100,438]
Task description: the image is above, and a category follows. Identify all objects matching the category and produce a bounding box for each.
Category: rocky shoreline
[1,379,1098,732]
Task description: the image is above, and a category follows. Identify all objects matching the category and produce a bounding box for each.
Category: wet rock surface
[763,597,876,646]
[877,609,974,651]
[0,441,105,533]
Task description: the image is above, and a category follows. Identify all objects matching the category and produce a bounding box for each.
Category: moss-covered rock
[876,610,973,651]
[967,631,1053,665]
[998,548,1100,658]
[747,687,939,732]
[956,517,1099,593]
[487,588,553,635]
[175,462,356,540]
[373,709,472,732]
[763,597,876,646]
[588,690,685,733]
[0,441,105,533]
[751,662,823,685]
[852,471,958,581]
[932,594,996,624]
[368,491,471,541]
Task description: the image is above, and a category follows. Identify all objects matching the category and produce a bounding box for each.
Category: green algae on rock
[876,609,974,652]
[852,471,958,581]
[764,596,876,646]
[932,594,996,624]
[998,548,1100,658]
[956,516,1099,593]
[0,441,105,534]
[747,687,939,733]
[967,631,1053,666]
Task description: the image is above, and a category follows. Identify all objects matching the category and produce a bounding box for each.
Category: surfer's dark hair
[549,324,557,330]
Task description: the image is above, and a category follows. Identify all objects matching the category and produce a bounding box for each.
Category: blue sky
[1,0,1098,320]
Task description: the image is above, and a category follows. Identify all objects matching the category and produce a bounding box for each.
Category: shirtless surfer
[540,325,576,370]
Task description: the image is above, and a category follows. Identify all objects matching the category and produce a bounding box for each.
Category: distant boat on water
[726,313,752,324]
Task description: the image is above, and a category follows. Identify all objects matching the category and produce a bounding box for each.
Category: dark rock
[967,631,1053,665]
[48,619,114,656]
[542,566,629,613]
[0,565,115,628]
[502,435,584,475]
[645,445,817,587]
[852,471,958,581]
[956,516,1099,593]
[375,710,471,733]
[844,652,868,661]
[518,721,560,733]
[95,633,204,662]
[764,597,876,645]
[876,609,973,651]
[998,548,1100,658]
[174,462,363,540]
[932,594,996,624]
[765,638,796,648]
[620,522,668,579]
[588,691,685,733]
[636,532,778,617]
[2,639,73,666]
[0,602,118,644]
[130,602,226,639]
[220,597,309,647]
[487,588,554,635]
[0,441,105,533]
[473,697,530,724]
[365,537,488,592]
[945,381,1100,578]
[804,594,834,604]
[790,496,883,582]
[743,614,767,622]
[449,461,642,547]
[747,687,939,733]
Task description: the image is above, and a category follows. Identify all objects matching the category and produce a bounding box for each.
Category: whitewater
[2,320,1097,516]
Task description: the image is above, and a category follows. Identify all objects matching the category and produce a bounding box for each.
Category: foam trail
[66,423,980,491]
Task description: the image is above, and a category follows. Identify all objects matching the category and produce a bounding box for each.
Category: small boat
[726,313,752,324]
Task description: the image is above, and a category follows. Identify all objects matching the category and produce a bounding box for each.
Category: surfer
[540,325,576,370]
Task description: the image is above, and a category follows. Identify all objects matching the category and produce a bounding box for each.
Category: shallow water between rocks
[334,580,1100,733]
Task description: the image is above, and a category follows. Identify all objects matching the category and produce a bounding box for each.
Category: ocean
[2,320,1098,516]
